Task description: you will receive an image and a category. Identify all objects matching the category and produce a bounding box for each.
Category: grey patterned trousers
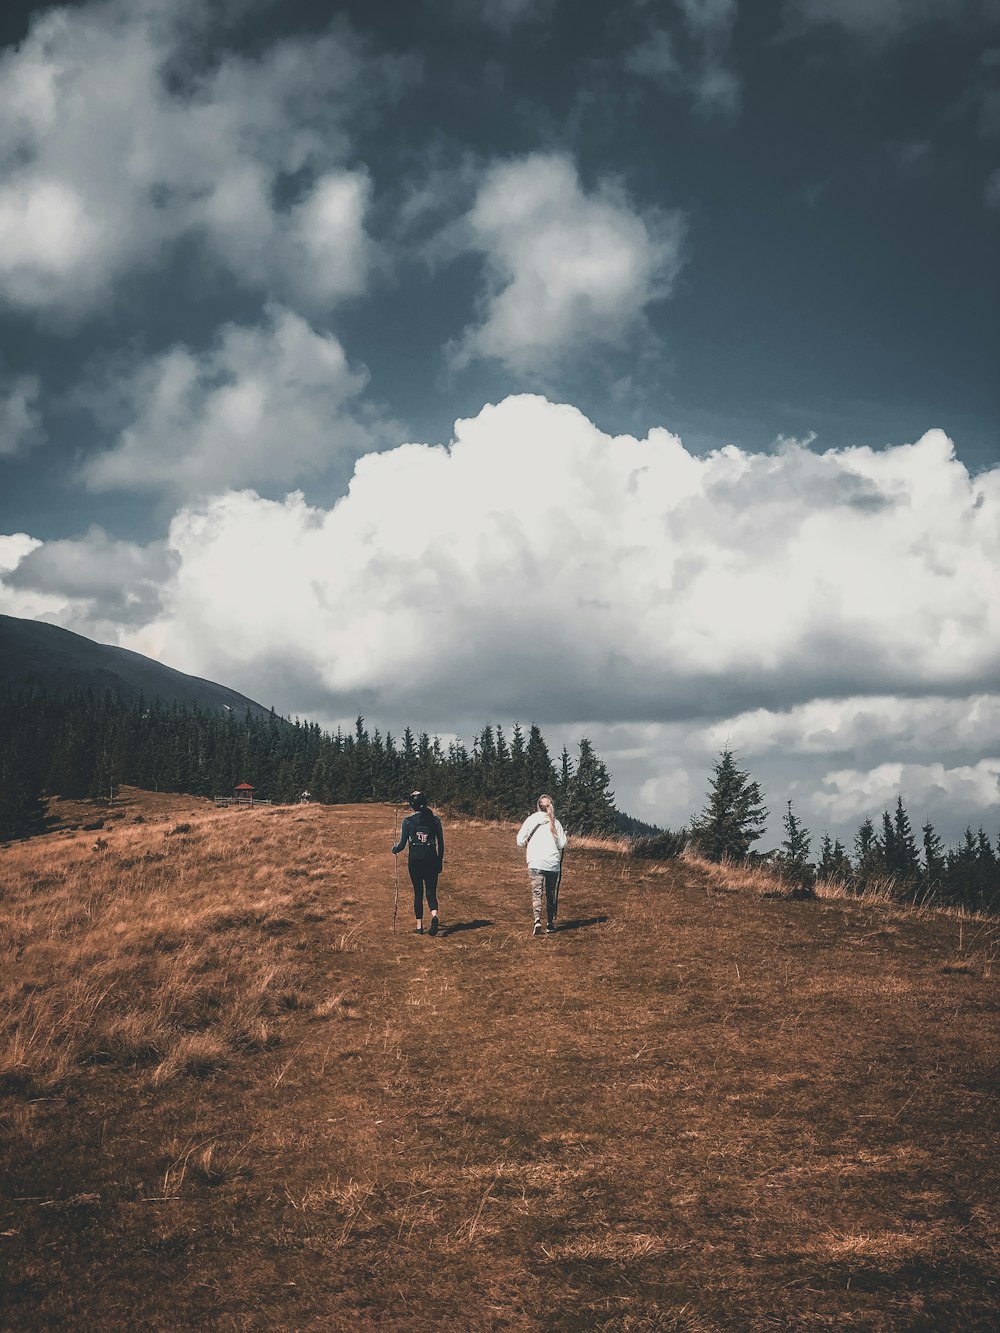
[529,868,559,923]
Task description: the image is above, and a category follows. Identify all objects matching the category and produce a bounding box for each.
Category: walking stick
[392,807,401,934]
[392,855,399,933]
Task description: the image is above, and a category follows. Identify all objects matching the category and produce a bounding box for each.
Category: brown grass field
[1,789,998,1331]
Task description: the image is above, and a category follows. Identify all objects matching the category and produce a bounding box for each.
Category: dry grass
[687,848,1000,925]
[1,789,998,1330]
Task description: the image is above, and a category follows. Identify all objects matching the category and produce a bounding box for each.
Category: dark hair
[410,791,434,828]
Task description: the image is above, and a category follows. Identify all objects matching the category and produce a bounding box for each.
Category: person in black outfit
[392,791,445,935]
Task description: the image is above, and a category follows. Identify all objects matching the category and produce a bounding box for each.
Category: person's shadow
[439,919,493,937]
[552,915,608,932]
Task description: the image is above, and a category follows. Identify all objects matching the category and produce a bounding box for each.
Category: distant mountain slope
[0,614,274,718]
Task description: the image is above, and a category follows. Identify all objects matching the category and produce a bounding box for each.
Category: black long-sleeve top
[392,812,445,866]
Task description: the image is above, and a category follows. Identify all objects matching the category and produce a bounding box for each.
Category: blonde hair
[537,793,557,837]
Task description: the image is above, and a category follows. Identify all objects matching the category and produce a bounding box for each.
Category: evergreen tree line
[0,690,617,841]
[690,747,1000,916]
[4,694,995,916]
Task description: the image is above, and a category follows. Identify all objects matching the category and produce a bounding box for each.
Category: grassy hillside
[1,792,998,1330]
[0,613,274,716]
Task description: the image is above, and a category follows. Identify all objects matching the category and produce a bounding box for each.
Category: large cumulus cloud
[131,394,997,713]
[100,394,991,689]
[5,394,998,841]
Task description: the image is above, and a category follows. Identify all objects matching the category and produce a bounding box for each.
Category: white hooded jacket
[516,811,568,872]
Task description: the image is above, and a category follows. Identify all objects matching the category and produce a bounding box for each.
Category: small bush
[165,823,192,837]
[630,828,688,860]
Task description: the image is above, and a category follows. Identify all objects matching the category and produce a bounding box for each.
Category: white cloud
[638,766,693,812]
[128,392,998,724]
[451,155,684,372]
[3,526,175,630]
[0,531,71,621]
[813,760,1000,827]
[677,0,741,117]
[577,690,1000,842]
[0,533,41,573]
[0,373,42,455]
[626,1,740,120]
[283,173,374,307]
[0,0,408,316]
[12,393,1000,843]
[701,694,1000,759]
[80,306,390,497]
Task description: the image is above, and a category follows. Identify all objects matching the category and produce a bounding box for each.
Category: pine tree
[47,722,93,798]
[891,796,920,882]
[310,750,335,803]
[921,820,946,890]
[400,726,417,788]
[274,758,300,804]
[829,839,853,886]
[779,799,813,890]
[0,742,48,841]
[817,833,835,881]
[509,722,529,813]
[524,725,556,812]
[853,816,882,891]
[881,810,897,878]
[943,828,992,913]
[563,738,616,835]
[557,746,573,805]
[690,747,768,863]
[90,746,121,803]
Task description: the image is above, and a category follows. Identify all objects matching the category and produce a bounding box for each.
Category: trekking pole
[392,854,399,934]
[392,806,400,934]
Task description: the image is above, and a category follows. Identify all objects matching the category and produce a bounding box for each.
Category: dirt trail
[237,809,1000,1330]
[3,801,999,1331]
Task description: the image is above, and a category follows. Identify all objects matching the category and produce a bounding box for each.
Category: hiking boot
[414,924,423,934]
[546,921,556,933]
[532,920,543,936]
[429,916,439,936]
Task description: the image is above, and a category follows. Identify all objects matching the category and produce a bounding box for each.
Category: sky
[0,0,998,848]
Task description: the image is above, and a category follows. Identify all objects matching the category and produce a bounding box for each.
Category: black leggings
[409,863,439,918]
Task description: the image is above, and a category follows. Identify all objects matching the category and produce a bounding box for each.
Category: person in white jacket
[516,794,568,935]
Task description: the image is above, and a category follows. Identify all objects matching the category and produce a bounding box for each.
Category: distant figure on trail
[392,791,445,936]
[516,795,568,936]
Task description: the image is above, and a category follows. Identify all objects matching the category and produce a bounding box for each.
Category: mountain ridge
[0,613,274,718]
